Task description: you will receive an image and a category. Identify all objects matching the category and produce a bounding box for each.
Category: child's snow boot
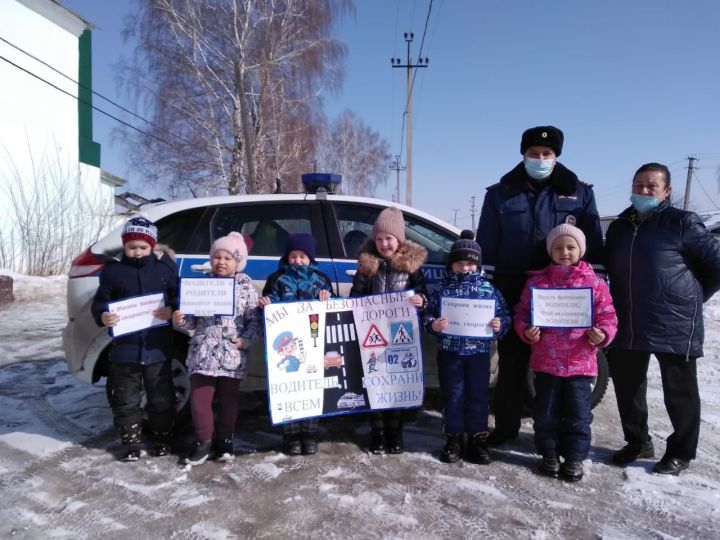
[185,439,212,465]
[302,434,318,455]
[151,430,173,457]
[440,434,464,463]
[120,423,142,462]
[387,426,405,454]
[540,455,561,478]
[467,432,492,465]
[560,460,584,482]
[214,435,235,462]
[370,428,387,454]
[282,434,302,456]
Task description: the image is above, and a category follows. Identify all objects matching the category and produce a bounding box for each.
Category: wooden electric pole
[391,32,428,206]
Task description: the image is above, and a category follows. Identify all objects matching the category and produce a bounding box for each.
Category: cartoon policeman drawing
[273,331,304,373]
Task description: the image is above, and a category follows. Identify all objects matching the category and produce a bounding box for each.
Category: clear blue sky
[62,0,720,230]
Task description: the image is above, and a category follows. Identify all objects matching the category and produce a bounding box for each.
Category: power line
[692,170,720,210]
[0,35,192,146]
[393,0,434,164]
[0,54,184,152]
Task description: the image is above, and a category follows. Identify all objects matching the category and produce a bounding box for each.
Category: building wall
[0,0,111,273]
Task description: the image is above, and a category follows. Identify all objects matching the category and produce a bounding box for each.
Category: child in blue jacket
[259,233,333,455]
[423,231,511,464]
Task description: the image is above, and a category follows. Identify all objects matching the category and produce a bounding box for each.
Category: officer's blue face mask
[630,194,660,214]
[524,158,555,180]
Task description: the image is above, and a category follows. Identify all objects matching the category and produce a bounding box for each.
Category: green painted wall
[78,29,100,167]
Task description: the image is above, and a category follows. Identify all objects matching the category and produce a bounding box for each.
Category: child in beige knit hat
[350,206,428,455]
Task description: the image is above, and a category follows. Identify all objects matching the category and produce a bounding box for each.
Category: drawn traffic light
[308,313,319,347]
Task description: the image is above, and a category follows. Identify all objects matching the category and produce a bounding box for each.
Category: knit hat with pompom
[210,231,249,271]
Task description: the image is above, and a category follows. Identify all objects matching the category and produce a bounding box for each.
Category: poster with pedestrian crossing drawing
[263,291,424,425]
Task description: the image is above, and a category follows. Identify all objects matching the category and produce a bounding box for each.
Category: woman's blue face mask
[630,193,660,214]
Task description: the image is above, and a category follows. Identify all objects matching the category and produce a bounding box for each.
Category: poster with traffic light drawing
[263,291,424,425]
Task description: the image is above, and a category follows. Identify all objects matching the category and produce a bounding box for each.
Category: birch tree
[315,109,391,196]
[120,0,352,196]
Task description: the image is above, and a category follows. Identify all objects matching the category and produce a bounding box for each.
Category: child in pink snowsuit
[514,224,617,481]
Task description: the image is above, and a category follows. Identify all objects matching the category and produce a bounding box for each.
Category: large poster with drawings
[263,291,424,425]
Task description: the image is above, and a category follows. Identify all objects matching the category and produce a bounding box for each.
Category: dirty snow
[0,272,719,539]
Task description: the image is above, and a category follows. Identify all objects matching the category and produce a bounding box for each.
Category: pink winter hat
[210,231,248,271]
[546,223,586,257]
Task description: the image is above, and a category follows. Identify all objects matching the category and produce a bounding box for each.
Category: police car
[62,174,461,415]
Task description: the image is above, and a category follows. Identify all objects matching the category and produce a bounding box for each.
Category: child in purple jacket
[514,224,617,481]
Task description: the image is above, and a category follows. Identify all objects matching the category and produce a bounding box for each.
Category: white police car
[62,174,461,415]
[62,173,610,417]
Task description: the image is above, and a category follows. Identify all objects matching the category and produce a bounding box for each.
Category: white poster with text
[179,277,235,316]
[108,293,168,337]
[263,292,424,425]
[531,287,593,328]
[440,297,496,338]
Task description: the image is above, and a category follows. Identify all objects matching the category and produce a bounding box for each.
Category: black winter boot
[302,434,318,455]
[120,423,142,462]
[540,455,561,478]
[282,434,302,456]
[214,435,235,462]
[440,434,464,463]
[186,439,212,465]
[151,431,173,457]
[561,460,584,482]
[370,429,387,454]
[467,432,492,465]
[387,427,405,454]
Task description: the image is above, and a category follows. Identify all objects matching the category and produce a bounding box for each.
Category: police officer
[476,126,604,445]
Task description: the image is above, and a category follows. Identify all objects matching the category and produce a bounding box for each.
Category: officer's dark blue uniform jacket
[605,201,720,358]
[476,162,604,304]
[91,251,179,365]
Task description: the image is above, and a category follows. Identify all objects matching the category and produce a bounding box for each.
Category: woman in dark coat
[605,162,720,475]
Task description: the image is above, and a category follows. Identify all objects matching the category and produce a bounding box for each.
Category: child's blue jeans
[437,349,491,434]
[533,372,593,461]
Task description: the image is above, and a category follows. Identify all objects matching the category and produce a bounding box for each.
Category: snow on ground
[0,273,719,538]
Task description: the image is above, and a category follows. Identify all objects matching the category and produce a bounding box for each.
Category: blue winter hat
[285,233,317,261]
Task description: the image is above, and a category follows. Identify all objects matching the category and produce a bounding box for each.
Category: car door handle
[345,269,357,276]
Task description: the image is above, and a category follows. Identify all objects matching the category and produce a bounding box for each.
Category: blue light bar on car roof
[301,173,342,194]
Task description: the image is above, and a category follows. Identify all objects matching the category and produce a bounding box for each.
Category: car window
[211,203,316,257]
[156,207,213,252]
[333,203,456,264]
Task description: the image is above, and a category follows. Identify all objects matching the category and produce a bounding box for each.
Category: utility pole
[452,208,459,226]
[389,155,406,204]
[391,32,428,206]
[683,156,696,210]
[470,195,477,232]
